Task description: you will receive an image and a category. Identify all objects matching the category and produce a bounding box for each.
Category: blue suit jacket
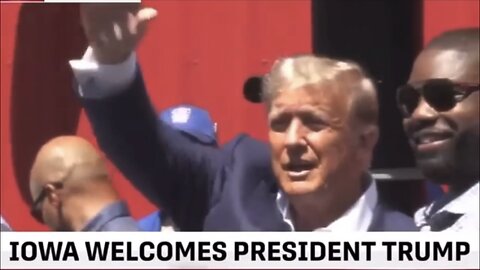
[81,70,417,231]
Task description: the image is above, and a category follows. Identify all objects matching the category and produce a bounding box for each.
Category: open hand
[80,4,157,64]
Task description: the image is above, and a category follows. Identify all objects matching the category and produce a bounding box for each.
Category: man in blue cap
[138,104,217,231]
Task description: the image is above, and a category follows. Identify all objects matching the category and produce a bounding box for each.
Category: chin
[279,176,324,197]
[416,157,454,185]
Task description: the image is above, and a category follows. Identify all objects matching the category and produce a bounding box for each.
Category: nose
[411,97,439,119]
[285,118,307,148]
[405,97,438,131]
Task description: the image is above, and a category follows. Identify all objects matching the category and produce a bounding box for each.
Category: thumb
[128,7,157,34]
[136,7,158,23]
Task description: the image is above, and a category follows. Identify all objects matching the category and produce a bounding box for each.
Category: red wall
[0,1,311,230]
[423,0,480,45]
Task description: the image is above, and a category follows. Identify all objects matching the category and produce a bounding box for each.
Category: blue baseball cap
[159,105,217,145]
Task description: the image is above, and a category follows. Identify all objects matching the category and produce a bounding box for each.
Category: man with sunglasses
[29,136,138,231]
[397,28,479,231]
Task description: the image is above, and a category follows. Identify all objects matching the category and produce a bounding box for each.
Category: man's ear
[359,125,379,151]
[45,184,60,207]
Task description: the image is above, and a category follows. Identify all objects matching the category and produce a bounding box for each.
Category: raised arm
[71,4,223,230]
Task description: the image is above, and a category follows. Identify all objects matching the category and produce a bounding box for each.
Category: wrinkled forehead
[409,49,479,83]
[268,84,351,122]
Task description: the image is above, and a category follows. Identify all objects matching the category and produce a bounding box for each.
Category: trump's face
[268,84,364,198]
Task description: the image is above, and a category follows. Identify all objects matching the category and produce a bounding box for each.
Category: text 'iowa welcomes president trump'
[9,240,470,262]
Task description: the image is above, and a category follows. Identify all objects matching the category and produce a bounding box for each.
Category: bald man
[29,136,138,231]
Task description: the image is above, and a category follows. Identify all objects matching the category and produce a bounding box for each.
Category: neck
[289,174,367,231]
[63,190,119,231]
[448,178,479,195]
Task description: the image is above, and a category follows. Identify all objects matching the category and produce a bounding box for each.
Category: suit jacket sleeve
[79,67,223,230]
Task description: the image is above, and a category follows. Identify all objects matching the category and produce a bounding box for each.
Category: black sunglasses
[396,78,479,117]
[30,182,64,224]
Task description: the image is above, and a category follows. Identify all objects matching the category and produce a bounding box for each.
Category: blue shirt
[138,211,162,231]
[81,201,139,231]
[425,182,445,202]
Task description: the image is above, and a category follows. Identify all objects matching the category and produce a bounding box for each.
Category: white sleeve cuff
[69,47,137,99]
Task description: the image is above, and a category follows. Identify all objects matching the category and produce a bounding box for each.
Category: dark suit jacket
[81,69,417,231]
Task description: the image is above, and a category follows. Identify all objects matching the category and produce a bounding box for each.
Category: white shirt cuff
[69,47,137,99]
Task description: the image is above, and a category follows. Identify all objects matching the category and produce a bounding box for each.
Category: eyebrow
[269,106,332,122]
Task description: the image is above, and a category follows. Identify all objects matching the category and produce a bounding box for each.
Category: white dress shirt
[276,179,378,232]
[69,48,137,98]
[415,182,479,232]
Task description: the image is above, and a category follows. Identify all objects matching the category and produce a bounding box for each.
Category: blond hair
[262,54,378,126]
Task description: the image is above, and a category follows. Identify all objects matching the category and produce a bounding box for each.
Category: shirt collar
[276,175,378,232]
[415,182,479,231]
[419,182,480,217]
[440,182,479,215]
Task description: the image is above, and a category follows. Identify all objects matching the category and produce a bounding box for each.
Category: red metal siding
[423,0,480,44]
[0,1,311,230]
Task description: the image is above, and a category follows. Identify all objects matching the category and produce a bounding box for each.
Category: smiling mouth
[283,163,316,180]
[412,130,453,150]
